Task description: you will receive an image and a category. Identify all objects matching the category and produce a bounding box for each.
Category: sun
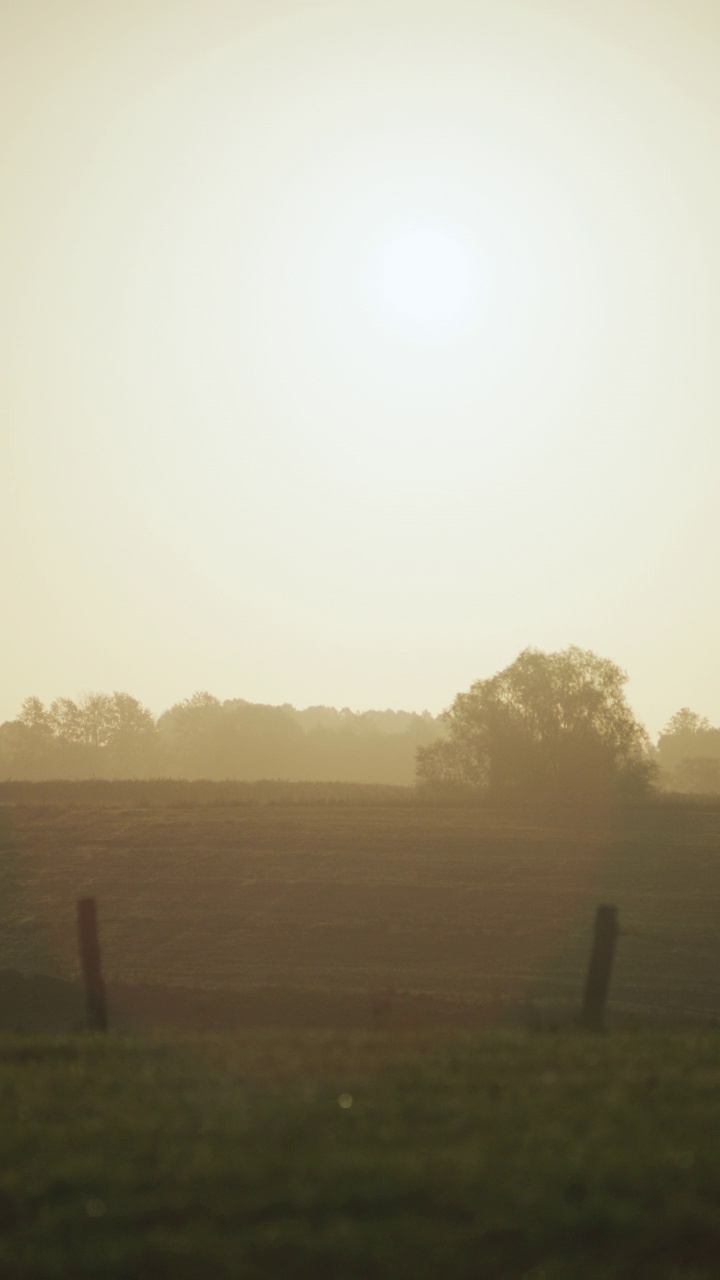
[368,222,481,340]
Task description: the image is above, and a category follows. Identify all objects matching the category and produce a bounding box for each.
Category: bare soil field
[1,783,719,1029]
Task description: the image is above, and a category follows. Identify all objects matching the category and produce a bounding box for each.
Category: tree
[662,708,711,738]
[656,707,720,790]
[43,695,107,773]
[105,692,155,742]
[0,697,56,777]
[416,646,655,802]
[157,693,305,780]
[17,696,54,738]
[102,693,157,775]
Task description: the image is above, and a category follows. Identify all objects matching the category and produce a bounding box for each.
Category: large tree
[416,646,655,802]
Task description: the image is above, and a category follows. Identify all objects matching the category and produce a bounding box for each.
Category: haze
[4,0,720,735]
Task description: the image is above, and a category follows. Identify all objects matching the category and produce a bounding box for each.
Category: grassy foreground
[2,1031,720,1278]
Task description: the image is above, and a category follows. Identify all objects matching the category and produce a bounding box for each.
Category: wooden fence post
[77,897,107,1032]
[580,904,618,1031]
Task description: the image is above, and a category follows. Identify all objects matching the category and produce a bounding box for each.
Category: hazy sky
[4,0,720,735]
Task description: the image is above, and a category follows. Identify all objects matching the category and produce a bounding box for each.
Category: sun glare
[369,224,481,339]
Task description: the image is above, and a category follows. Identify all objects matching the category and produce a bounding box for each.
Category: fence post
[77,897,107,1032]
[580,904,618,1031]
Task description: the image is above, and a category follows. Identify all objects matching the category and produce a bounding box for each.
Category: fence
[75,896,677,1035]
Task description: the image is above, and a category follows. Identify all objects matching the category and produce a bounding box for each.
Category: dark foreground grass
[2,1031,720,1279]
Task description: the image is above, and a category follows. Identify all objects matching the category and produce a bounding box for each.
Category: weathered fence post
[580,904,618,1031]
[77,897,107,1032]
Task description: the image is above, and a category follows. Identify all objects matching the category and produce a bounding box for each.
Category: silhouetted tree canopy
[0,691,441,784]
[416,646,655,802]
[0,692,157,777]
[656,707,720,793]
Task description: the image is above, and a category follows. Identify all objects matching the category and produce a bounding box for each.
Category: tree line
[0,692,440,786]
[2,646,719,797]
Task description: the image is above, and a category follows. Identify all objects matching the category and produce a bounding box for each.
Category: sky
[3,0,720,737]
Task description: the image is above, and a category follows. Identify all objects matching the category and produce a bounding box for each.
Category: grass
[3,789,720,1274]
[3,1028,720,1278]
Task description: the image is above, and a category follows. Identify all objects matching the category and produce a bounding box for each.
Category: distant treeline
[2,689,720,795]
[0,692,442,785]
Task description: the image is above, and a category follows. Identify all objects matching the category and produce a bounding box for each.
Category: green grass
[3,1029,720,1278]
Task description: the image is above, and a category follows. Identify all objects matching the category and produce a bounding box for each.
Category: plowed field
[2,787,720,1024]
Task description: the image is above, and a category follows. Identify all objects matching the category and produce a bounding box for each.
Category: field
[3,784,720,1277]
[2,782,720,1028]
[3,1028,720,1279]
